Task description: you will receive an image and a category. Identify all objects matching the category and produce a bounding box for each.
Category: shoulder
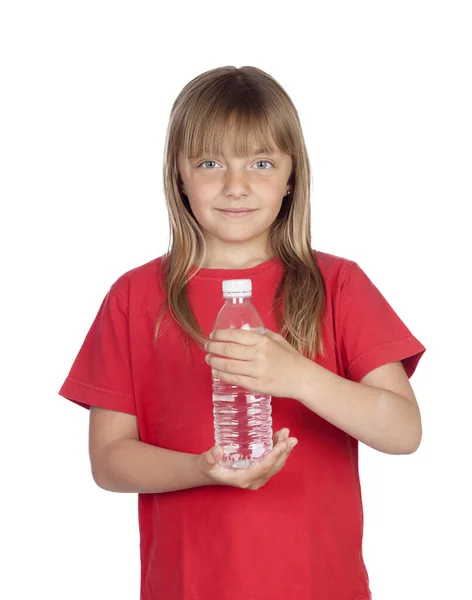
[312,249,358,290]
[107,255,167,305]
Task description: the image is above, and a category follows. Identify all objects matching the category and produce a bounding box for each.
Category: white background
[1,1,470,598]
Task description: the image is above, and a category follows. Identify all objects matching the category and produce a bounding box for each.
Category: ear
[177,174,186,194]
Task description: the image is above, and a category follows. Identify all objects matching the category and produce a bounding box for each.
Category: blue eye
[200,161,218,169]
[198,160,274,169]
[255,160,274,169]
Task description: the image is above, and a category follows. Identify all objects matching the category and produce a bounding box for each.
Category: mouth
[216,208,257,217]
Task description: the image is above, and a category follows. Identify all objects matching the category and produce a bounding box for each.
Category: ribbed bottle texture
[211,280,273,469]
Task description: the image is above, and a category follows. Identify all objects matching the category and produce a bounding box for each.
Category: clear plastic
[212,281,273,468]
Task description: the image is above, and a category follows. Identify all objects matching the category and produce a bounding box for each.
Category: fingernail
[289,440,298,449]
[209,331,214,339]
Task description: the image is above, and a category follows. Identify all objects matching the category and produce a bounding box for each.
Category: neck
[201,239,273,270]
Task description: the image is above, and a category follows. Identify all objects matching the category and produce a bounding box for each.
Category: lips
[216,208,256,214]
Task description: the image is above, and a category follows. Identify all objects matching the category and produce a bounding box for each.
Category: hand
[204,328,310,399]
[196,428,298,490]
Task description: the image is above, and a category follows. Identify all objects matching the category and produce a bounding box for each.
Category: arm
[205,329,423,456]
[89,406,210,493]
[296,359,422,455]
[89,406,297,493]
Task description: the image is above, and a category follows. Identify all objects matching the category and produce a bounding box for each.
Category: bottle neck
[224,296,252,305]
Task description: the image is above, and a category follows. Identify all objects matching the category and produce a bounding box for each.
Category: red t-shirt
[58,250,426,600]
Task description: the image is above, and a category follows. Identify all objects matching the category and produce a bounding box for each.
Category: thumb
[203,445,223,468]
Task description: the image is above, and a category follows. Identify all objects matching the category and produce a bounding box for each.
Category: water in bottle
[211,279,273,468]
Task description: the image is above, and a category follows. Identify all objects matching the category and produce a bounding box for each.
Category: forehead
[179,141,286,160]
[181,119,286,157]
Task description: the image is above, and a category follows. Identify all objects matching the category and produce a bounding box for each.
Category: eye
[254,160,274,169]
[198,160,219,169]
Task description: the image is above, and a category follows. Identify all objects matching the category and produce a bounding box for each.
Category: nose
[223,168,250,198]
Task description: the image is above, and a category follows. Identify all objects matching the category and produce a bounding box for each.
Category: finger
[273,428,288,445]
[259,442,290,475]
[211,328,263,346]
[259,436,289,467]
[268,437,298,473]
[208,355,254,377]
[279,437,298,460]
[237,438,296,489]
[242,430,294,475]
[211,369,257,392]
[205,341,253,361]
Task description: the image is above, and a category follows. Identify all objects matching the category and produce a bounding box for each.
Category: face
[177,144,293,254]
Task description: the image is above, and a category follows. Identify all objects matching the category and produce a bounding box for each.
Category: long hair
[155,65,326,360]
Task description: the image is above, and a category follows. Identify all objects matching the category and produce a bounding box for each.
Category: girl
[59,65,426,600]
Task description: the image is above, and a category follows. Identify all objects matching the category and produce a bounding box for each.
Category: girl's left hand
[204,328,310,399]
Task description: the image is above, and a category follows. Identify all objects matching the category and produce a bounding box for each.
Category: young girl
[59,65,426,600]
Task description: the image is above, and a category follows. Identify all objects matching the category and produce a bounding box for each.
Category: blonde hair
[155,65,326,360]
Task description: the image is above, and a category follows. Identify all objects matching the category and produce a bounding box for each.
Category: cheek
[253,181,286,210]
[253,178,286,199]
[187,179,218,202]
[187,194,214,222]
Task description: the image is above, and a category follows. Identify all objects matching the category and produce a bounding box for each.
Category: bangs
[180,105,288,160]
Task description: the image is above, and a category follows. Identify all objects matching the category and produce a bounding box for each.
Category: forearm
[93,438,212,493]
[296,360,421,454]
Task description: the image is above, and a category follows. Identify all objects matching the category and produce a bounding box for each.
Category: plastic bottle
[211,279,273,468]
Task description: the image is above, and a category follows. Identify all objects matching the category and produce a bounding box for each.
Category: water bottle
[212,279,273,469]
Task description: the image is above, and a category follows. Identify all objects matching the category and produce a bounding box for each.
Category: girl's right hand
[196,428,298,491]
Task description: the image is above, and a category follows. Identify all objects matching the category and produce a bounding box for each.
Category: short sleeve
[58,282,136,415]
[338,262,426,383]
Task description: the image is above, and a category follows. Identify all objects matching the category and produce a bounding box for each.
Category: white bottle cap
[222,279,252,297]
